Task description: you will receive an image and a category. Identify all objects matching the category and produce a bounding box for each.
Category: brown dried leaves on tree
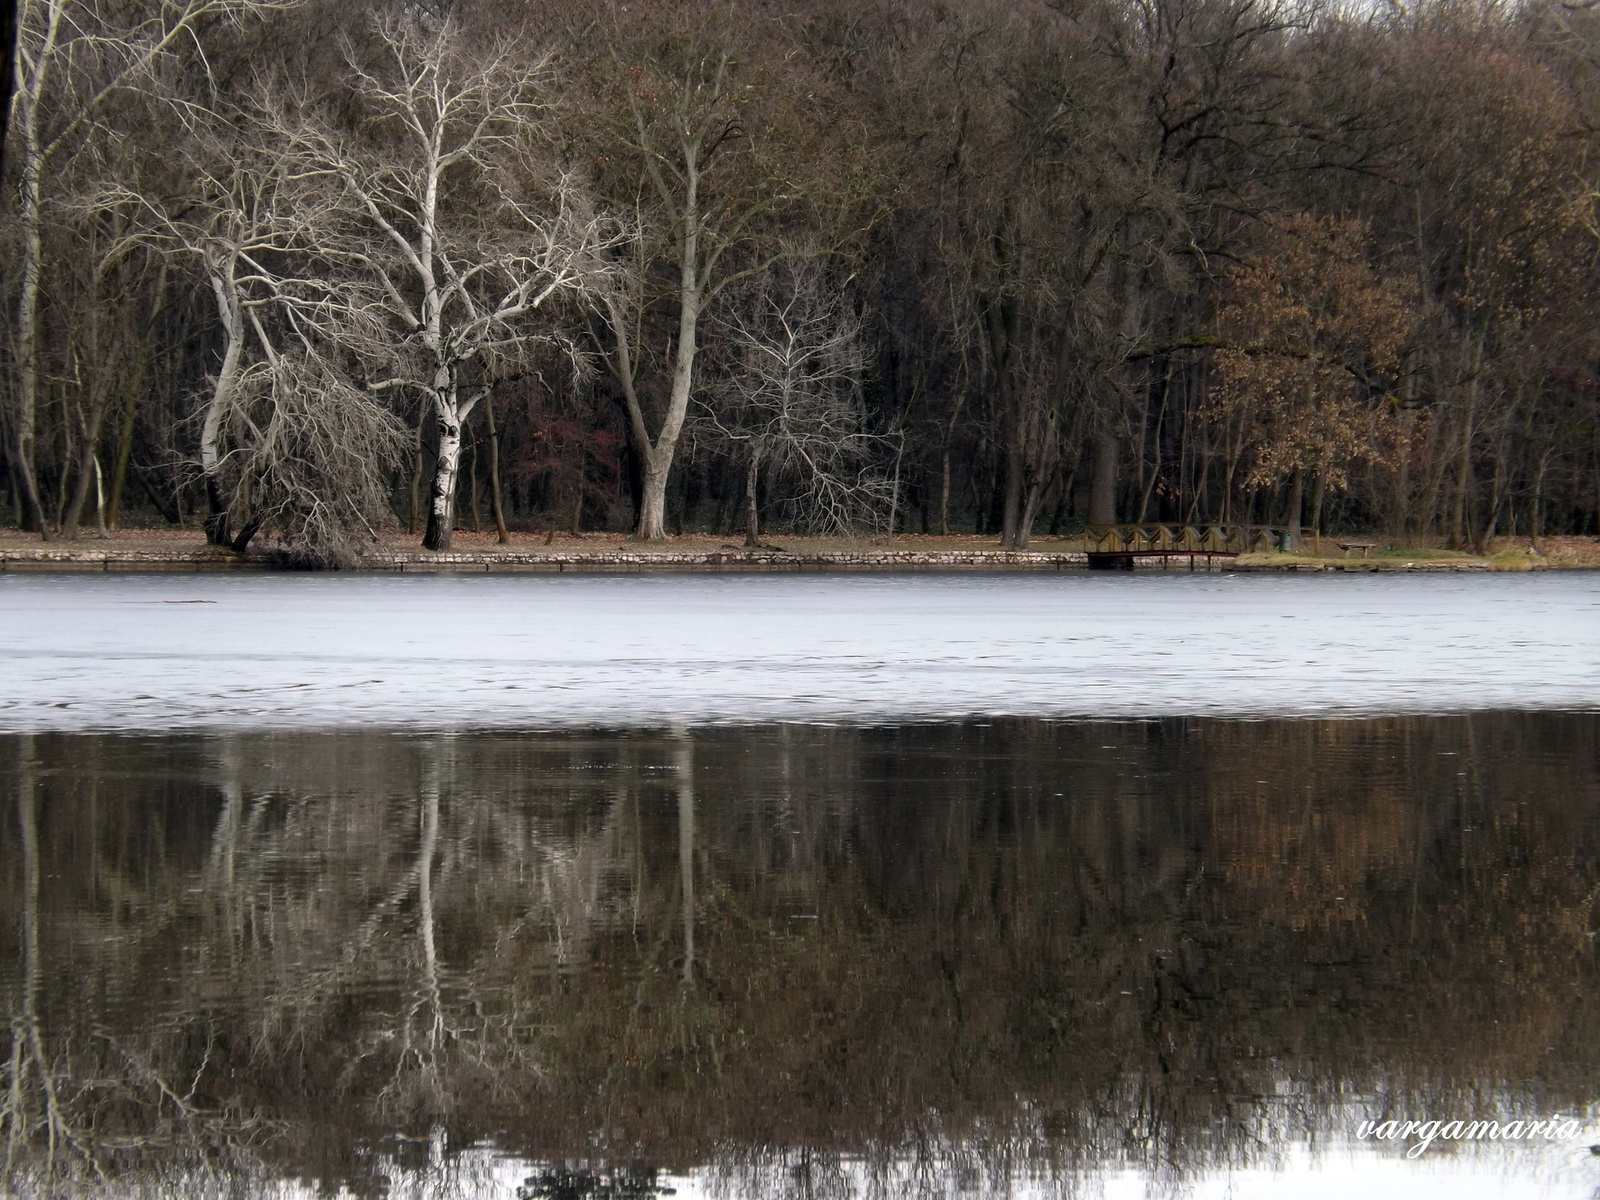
[1208,216,1419,513]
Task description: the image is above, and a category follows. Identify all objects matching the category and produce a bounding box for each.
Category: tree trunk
[1284,468,1304,550]
[1391,429,1410,541]
[1088,428,1117,525]
[468,435,482,535]
[638,291,701,541]
[106,264,163,533]
[888,434,905,542]
[1592,401,1599,534]
[612,157,704,542]
[134,464,180,524]
[624,434,644,531]
[1311,471,1327,553]
[408,405,427,536]
[743,449,760,547]
[1186,433,1211,524]
[52,381,73,531]
[1092,261,1143,533]
[1134,373,1169,524]
[200,265,247,547]
[106,364,141,532]
[60,410,105,540]
[422,402,462,551]
[62,334,117,539]
[939,442,951,536]
[92,456,107,537]
[1451,395,1475,548]
[13,137,50,537]
[0,0,16,184]
[638,456,669,541]
[1000,424,1025,548]
[1017,477,1049,550]
[983,292,1025,548]
[484,387,508,544]
[1476,451,1506,555]
[1532,451,1551,550]
[983,450,1004,536]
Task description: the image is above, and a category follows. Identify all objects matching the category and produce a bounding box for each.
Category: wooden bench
[1337,540,1377,559]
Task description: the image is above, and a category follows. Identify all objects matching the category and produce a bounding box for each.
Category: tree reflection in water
[2,716,1598,1198]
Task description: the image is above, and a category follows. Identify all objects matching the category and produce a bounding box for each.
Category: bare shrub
[205,348,408,567]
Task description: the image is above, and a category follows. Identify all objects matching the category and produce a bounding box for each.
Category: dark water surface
[4,717,1599,1198]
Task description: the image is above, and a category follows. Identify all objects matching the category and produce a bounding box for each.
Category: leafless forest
[5,0,1600,561]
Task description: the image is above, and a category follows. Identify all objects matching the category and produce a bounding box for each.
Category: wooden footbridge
[1083,523,1292,569]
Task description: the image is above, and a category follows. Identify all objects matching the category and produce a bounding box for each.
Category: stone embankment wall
[0,543,1562,572]
[0,546,1092,572]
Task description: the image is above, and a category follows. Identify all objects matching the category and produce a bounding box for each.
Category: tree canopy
[5,0,1600,554]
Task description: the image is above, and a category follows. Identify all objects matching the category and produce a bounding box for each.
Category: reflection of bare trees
[2,743,84,1183]
[2,739,270,1196]
[677,738,696,989]
[2,717,1599,1196]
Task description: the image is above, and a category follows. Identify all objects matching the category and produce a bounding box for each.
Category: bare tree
[128,131,323,547]
[102,119,405,563]
[267,13,618,552]
[700,260,890,543]
[7,0,285,538]
[52,192,158,540]
[214,342,410,565]
[571,1,875,541]
[586,41,742,542]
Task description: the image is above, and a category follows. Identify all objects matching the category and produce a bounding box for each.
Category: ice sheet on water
[1,571,1598,731]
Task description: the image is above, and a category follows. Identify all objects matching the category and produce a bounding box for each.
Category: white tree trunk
[605,135,706,542]
[13,121,49,536]
[201,265,246,545]
[631,223,702,541]
[423,396,463,551]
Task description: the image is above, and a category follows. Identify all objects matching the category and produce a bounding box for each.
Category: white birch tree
[268,14,618,552]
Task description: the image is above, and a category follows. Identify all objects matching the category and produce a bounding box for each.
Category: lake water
[2,573,1599,1198]
[2,571,1599,729]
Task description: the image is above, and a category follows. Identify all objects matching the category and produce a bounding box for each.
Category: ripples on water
[1,574,1599,1198]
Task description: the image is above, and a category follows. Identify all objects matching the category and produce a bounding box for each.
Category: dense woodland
[5,0,1600,560]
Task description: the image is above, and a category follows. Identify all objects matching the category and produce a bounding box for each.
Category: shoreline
[0,541,1090,573]
[0,537,1593,572]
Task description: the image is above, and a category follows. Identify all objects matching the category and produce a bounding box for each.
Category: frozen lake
[2,570,1598,730]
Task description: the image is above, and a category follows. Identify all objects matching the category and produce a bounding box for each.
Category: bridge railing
[1083,524,1293,555]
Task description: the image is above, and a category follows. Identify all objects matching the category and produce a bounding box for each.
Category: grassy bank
[1233,535,1600,571]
